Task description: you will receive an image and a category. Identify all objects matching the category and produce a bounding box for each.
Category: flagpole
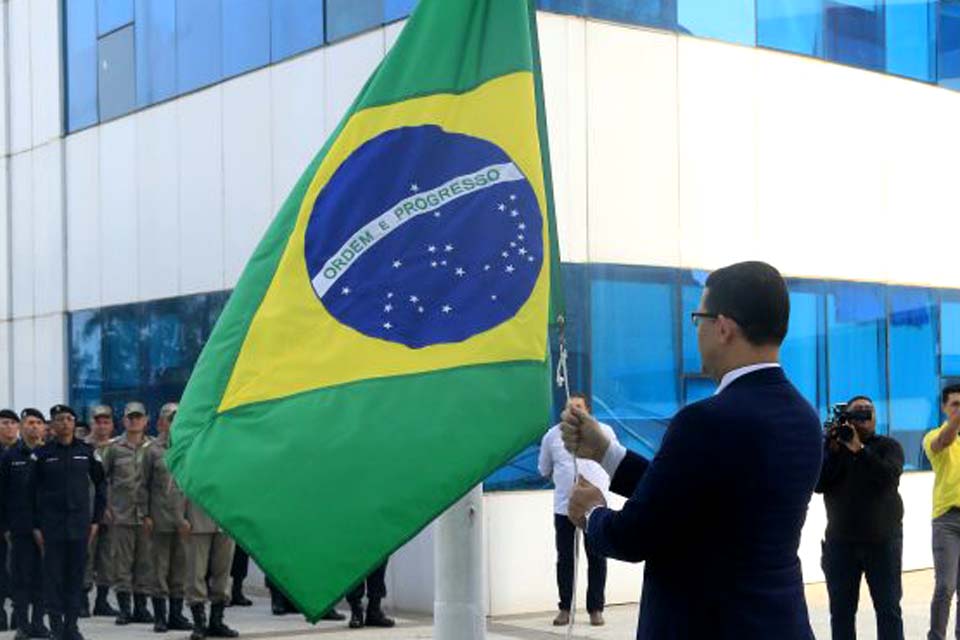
[434,484,486,639]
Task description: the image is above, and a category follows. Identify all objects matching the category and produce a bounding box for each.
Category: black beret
[49,404,77,419]
[19,408,44,422]
[0,409,18,422]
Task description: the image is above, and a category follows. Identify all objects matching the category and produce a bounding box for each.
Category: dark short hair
[943,384,960,406]
[704,261,790,347]
[569,392,591,411]
[846,395,873,406]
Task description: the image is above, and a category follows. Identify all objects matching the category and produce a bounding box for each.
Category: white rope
[554,317,579,639]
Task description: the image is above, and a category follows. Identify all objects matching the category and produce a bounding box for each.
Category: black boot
[78,589,90,619]
[167,599,192,631]
[229,581,252,607]
[348,604,363,629]
[132,593,154,623]
[269,586,287,616]
[206,603,238,638]
[0,604,9,631]
[115,592,132,626]
[189,604,206,640]
[29,604,50,638]
[47,614,63,640]
[93,586,118,617]
[320,608,345,621]
[62,616,83,640]
[364,600,395,628]
[152,598,167,633]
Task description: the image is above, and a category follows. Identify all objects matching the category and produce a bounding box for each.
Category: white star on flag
[341,287,351,295]
[393,260,403,268]
[505,265,515,274]
[455,268,466,277]
[410,295,419,303]
[428,245,437,253]
[383,322,393,329]
[442,305,453,314]
[384,304,393,312]
[410,183,419,192]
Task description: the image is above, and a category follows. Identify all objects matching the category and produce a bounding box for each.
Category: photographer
[816,395,904,640]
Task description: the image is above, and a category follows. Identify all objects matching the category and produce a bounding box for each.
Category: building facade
[0,0,957,615]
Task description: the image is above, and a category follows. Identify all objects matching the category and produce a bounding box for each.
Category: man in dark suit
[563,261,823,640]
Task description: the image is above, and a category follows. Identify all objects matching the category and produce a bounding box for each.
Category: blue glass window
[69,310,104,414]
[135,0,177,107]
[678,0,756,45]
[823,0,886,72]
[65,0,99,131]
[385,0,418,21]
[943,294,960,376]
[222,0,270,78]
[587,0,677,30]
[825,282,888,431]
[98,0,134,35]
[888,287,939,469]
[781,288,825,413]
[591,266,678,458]
[680,273,707,374]
[939,1,960,89]
[327,0,383,42]
[683,377,715,404]
[271,0,324,61]
[98,25,136,121]
[885,0,936,82]
[176,0,223,94]
[757,0,824,57]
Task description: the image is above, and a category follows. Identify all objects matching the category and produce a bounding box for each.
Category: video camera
[824,403,872,443]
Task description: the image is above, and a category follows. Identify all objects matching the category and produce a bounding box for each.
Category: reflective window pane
[98,25,136,121]
[587,0,677,30]
[885,0,936,82]
[98,0,134,35]
[889,287,939,469]
[385,0,419,21]
[327,0,383,43]
[757,0,824,57]
[69,310,104,414]
[538,0,587,14]
[825,283,888,431]
[135,0,177,107]
[271,0,324,61]
[939,0,960,89]
[176,0,223,94]
[943,294,960,376]
[781,288,824,413]
[65,0,99,131]
[824,0,886,72]
[678,0,756,45]
[222,0,271,77]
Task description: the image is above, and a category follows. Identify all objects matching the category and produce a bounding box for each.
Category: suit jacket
[587,367,822,639]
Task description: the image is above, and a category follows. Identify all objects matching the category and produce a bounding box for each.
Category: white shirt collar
[714,363,781,395]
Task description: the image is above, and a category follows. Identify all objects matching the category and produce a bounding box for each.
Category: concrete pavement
[39,569,952,639]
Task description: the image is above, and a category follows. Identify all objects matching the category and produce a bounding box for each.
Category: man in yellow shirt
[922,383,960,640]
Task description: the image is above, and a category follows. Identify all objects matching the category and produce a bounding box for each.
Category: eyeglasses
[690,312,719,327]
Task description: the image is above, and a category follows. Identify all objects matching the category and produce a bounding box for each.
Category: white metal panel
[323,30,384,137]
[676,36,758,271]
[0,158,9,319]
[98,118,139,306]
[30,0,62,146]
[33,313,65,408]
[32,141,65,315]
[10,152,34,318]
[585,23,680,267]
[222,71,273,287]
[0,322,10,407]
[178,87,225,295]
[11,316,34,407]
[66,129,101,310]
[270,49,326,213]
[0,5,10,154]
[538,13,588,263]
[8,0,33,155]
[136,102,180,301]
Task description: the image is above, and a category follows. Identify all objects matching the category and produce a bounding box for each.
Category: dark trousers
[231,546,249,583]
[554,514,606,613]
[266,577,298,613]
[822,536,904,640]
[347,562,387,609]
[42,538,87,619]
[0,536,9,603]
[10,535,42,617]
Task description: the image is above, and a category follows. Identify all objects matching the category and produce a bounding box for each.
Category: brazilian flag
[166,0,562,620]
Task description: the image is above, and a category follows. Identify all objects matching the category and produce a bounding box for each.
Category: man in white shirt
[539,393,618,628]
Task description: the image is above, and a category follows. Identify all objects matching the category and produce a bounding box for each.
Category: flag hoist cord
[554,314,578,640]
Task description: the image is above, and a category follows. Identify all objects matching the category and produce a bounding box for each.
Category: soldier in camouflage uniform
[83,405,119,618]
[144,403,192,633]
[101,402,155,626]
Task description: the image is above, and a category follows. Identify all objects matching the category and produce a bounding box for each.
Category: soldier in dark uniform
[346,560,395,629]
[0,408,50,640]
[0,407,20,630]
[31,405,106,640]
